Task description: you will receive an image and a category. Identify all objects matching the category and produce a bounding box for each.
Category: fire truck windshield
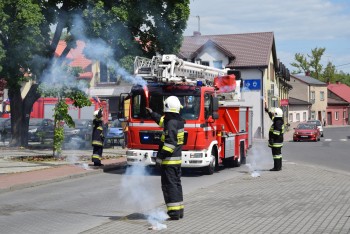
[131,93,200,120]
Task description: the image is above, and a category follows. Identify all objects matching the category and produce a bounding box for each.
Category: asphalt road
[0,159,247,234]
[284,126,350,173]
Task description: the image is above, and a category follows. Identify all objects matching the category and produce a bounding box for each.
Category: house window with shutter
[335,111,339,120]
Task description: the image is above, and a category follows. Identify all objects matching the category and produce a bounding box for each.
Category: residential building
[287,75,327,123]
[327,82,350,125]
[55,40,131,119]
[179,31,291,138]
[288,97,311,123]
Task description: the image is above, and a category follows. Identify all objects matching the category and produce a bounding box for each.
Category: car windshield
[29,119,43,126]
[307,120,321,126]
[297,124,316,129]
[110,120,121,128]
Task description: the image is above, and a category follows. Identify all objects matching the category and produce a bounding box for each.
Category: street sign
[244,79,261,90]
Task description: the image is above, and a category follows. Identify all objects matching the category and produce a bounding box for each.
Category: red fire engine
[31,97,109,123]
[119,54,252,174]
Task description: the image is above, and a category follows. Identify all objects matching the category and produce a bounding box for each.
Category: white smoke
[71,15,147,87]
[120,165,168,230]
[246,142,271,177]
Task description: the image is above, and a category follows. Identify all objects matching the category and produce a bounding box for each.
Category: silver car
[307,120,324,137]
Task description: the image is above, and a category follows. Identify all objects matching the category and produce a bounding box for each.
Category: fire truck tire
[233,156,241,167]
[203,149,218,175]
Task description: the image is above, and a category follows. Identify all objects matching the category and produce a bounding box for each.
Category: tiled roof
[328,97,349,105]
[179,32,276,68]
[78,72,93,79]
[55,41,92,70]
[291,75,327,86]
[327,83,350,102]
[289,97,312,105]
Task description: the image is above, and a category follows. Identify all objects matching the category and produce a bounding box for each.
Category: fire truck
[118,54,252,174]
[31,97,109,123]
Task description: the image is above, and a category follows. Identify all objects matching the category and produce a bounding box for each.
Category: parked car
[28,118,55,142]
[64,119,93,141]
[105,119,124,147]
[63,119,93,148]
[293,123,321,142]
[307,120,324,137]
[0,118,11,142]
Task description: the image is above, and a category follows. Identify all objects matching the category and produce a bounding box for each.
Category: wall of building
[288,105,309,123]
[197,48,229,69]
[240,69,265,138]
[288,78,308,100]
[309,86,328,122]
[326,106,349,126]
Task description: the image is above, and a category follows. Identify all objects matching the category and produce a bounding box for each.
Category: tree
[0,0,190,147]
[290,47,350,85]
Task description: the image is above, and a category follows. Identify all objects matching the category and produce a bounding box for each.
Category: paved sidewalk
[82,162,350,234]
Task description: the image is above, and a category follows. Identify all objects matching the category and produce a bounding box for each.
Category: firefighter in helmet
[146,96,185,220]
[265,104,284,171]
[91,108,105,166]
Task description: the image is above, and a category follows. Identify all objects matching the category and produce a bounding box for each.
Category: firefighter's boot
[167,211,180,220]
[278,158,282,171]
[179,209,184,219]
[269,159,278,171]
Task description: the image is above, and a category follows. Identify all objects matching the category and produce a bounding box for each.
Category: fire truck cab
[118,54,251,175]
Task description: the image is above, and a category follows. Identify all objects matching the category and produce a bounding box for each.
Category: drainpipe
[258,68,264,139]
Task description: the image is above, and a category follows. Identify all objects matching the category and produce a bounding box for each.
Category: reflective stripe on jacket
[150,112,185,165]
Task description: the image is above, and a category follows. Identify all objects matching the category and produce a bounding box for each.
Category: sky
[183,0,350,74]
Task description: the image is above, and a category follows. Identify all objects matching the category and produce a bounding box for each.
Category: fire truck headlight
[190,153,203,158]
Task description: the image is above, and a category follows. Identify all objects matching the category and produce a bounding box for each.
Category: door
[327,112,332,126]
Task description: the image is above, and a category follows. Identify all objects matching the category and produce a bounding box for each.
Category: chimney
[193,31,201,37]
[336,81,341,84]
[305,71,310,76]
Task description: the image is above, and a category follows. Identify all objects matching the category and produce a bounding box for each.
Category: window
[289,113,293,122]
[201,61,209,66]
[335,111,339,120]
[296,113,300,122]
[344,110,346,119]
[320,91,325,101]
[303,112,307,121]
[311,111,316,120]
[310,91,315,103]
[213,60,223,69]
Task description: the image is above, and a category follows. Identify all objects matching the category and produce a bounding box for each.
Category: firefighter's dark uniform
[91,110,104,166]
[150,111,185,220]
[265,108,284,171]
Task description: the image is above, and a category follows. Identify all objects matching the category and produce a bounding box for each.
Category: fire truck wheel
[203,149,218,175]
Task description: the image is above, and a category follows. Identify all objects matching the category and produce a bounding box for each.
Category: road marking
[339,139,348,141]
[324,139,332,141]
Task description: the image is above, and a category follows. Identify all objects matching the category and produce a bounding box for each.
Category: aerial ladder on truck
[119,54,251,175]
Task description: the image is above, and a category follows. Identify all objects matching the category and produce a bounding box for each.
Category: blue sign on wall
[243,79,261,90]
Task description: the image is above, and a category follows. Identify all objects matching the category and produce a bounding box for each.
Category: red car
[293,123,321,142]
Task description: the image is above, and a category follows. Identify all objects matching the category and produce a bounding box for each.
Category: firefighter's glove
[145,107,153,114]
[264,107,269,113]
[156,158,163,164]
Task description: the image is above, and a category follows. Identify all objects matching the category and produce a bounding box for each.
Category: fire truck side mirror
[212,97,219,112]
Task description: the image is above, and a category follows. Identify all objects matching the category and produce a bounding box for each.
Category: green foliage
[291,47,350,85]
[0,0,190,147]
